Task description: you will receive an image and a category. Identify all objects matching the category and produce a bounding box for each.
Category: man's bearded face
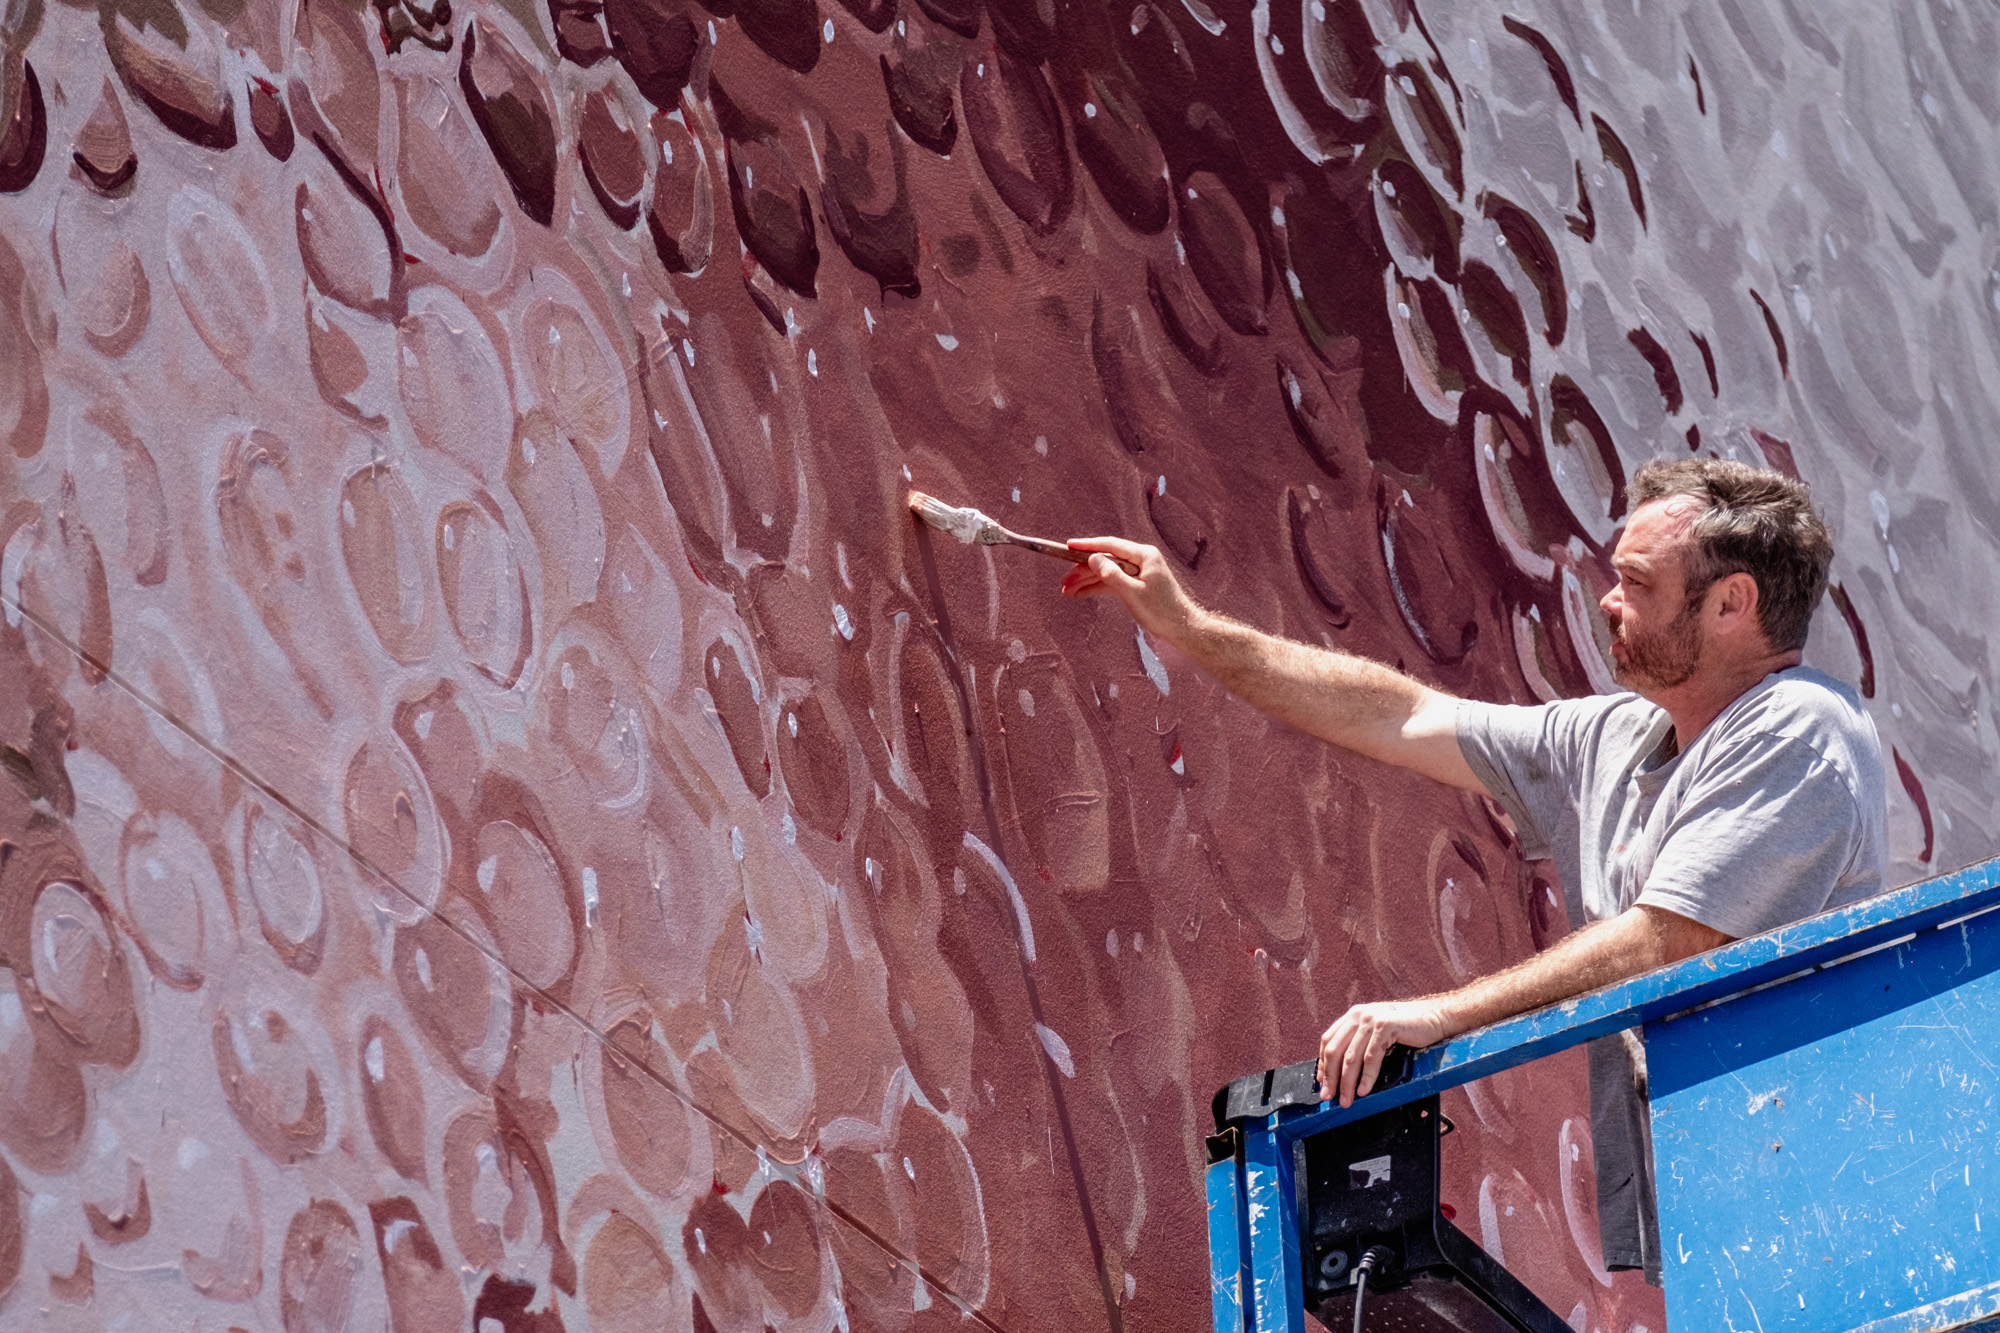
[1609,567,1705,690]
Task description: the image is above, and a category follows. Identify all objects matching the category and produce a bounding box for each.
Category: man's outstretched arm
[1315,904,1731,1106]
[1062,536,1483,791]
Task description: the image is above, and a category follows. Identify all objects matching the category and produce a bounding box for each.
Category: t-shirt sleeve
[1455,698,1593,861]
[1635,734,1864,939]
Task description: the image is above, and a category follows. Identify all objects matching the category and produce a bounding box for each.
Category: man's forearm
[1178,608,1430,757]
[1062,537,1479,788]
[1316,903,1731,1104]
[1434,904,1730,1037]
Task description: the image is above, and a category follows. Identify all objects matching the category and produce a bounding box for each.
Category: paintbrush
[907,492,1139,573]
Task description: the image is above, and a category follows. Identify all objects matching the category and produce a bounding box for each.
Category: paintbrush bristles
[907,491,998,545]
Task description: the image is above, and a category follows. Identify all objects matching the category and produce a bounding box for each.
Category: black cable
[1351,1246,1395,1333]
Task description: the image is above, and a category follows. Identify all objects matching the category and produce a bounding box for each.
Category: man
[1060,458,1886,1282]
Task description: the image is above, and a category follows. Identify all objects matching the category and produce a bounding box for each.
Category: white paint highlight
[1036,1022,1076,1077]
[962,831,1036,962]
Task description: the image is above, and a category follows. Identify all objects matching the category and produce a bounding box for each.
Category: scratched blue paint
[1242,1122,1308,1333]
[1648,895,2000,1330]
[1207,858,2000,1333]
[1206,1154,1248,1332]
[1847,1277,2000,1333]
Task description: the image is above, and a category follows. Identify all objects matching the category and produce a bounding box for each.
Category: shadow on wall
[0,0,1990,1327]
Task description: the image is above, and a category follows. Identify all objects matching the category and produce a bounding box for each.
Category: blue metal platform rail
[1206,856,2000,1333]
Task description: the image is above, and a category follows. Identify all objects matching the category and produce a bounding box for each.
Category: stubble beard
[1610,597,1704,691]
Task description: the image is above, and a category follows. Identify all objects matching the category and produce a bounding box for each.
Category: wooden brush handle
[1007,533,1139,575]
[1008,533,1087,562]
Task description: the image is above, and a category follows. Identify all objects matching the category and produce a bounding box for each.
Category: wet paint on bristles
[908,491,999,545]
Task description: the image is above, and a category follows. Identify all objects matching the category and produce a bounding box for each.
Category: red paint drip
[1828,583,1875,698]
[1892,747,1935,863]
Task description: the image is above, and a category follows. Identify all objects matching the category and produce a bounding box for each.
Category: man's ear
[1712,571,1761,632]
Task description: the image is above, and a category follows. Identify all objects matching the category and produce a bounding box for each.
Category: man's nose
[1600,586,1621,620]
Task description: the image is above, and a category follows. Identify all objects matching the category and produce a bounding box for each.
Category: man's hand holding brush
[1058,536,1200,644]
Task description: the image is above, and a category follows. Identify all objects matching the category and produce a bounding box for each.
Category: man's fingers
[1088,552,1144,590]
[1356,1029,1391,1101]
[1057,538,1148,598]
[1315,1005,1447,1105]
[1316,1017,1353,1101]
[1059,564,1100,597]
[1059,555,1118,595]
[1338,1020,1373,1107]
[1067,535,1154,564]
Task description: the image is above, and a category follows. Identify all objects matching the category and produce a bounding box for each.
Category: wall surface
[0,0,1992,1327]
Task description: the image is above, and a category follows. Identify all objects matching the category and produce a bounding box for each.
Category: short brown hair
[1628,458,1833,652]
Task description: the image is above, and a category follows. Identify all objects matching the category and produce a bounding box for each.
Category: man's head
[1601,459,1834,694]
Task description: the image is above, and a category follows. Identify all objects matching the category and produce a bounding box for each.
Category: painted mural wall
[0,0,1992,1325]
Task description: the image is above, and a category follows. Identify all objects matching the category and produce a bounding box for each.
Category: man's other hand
[1316,998,1450,1107]
[1060,536,1195,643]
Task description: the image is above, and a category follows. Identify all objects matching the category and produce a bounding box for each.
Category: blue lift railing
[1207,855,2000,1333]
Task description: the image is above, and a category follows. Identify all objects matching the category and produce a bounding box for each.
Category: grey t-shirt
[1455,666,1887,1279]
